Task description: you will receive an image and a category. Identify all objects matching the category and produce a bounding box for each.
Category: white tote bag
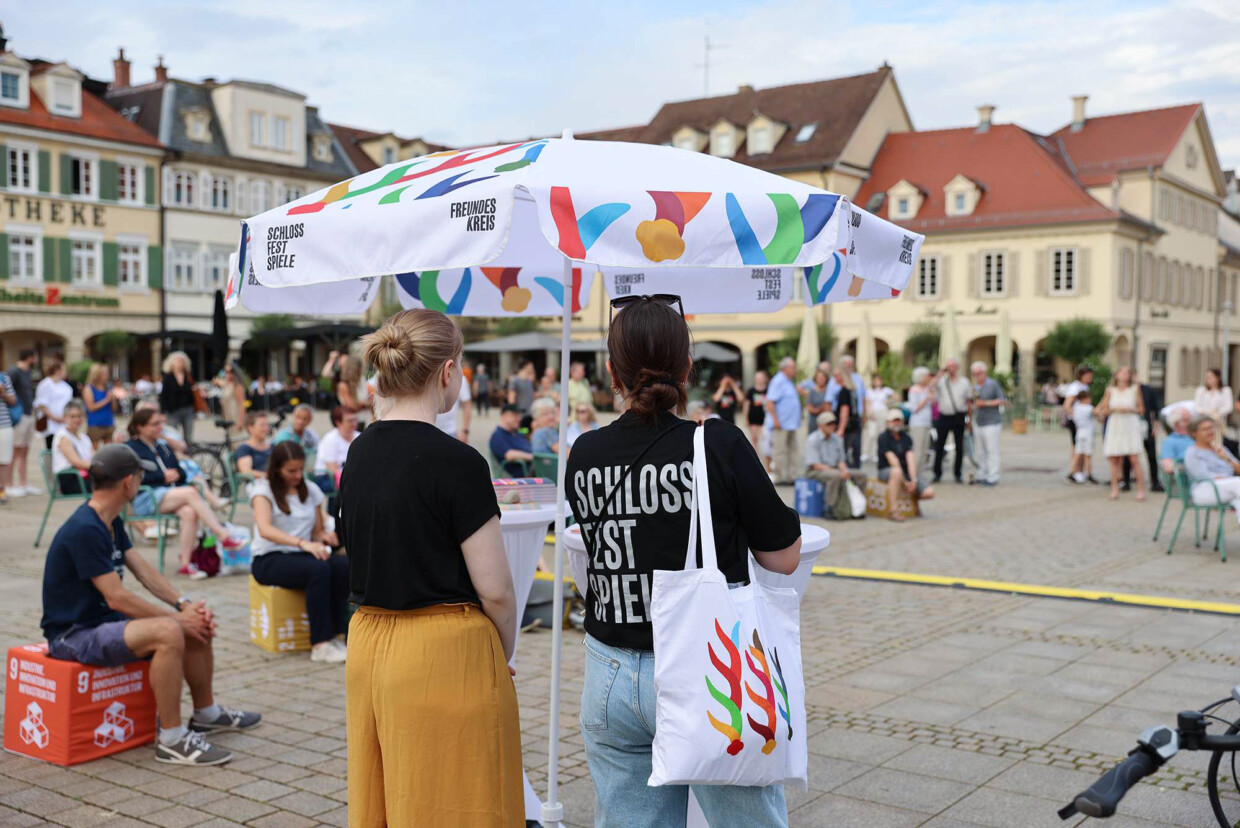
[649,425,808,789]
[846,480,867,518]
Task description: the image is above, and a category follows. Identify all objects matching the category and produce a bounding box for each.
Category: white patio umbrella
[857,310,878,380]
[939,304,962,368]
[795,305,820,380]
[227,133,922,826]
[995,310,1012,374]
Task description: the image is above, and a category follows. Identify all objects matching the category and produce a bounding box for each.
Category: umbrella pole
[542,256,572,828]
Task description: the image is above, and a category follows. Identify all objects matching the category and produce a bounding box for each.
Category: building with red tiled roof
[835,96,1234,400]
[328,122,453,174]
[0,28,167,373]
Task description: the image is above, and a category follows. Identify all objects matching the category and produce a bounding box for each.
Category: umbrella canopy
[939,305,962,368]
[227,134,922,826]
[995,310,1012,374]
[795,306,820,380]
[210,289,229,379]
[857,311,877,380]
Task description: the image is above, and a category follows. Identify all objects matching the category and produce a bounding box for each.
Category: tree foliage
[1043,318,1111,368]
[765,322,837,377]
[877,351,911,392]
[904,321,941,369]
[495,316,541,337]
[90,330,136,359]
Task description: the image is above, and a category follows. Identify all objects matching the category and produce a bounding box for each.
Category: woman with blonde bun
[341,309,522,827]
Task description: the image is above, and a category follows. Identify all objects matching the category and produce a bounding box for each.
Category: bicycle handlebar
[1060,747,1162,819]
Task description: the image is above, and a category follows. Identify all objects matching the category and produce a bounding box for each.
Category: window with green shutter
[0,144,7,189]
[103,241,118,286]
[0,233,8,280]
[59,154,72,195]
[100,160,118,202]
[38,151,50,193]
[148,245,163,290]
[43,237,56,282]
[145,165,156,205]
[58,238,71,282]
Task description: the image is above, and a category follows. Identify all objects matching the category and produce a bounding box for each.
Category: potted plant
[1010,386,1030,434]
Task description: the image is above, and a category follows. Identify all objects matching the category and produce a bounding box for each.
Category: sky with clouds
[8,0,1240,168]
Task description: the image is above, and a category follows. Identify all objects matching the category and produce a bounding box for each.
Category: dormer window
[749,125,772,156]
[382,146,395,165]
[953,193,965,212]
[672,127,703,152]
[1,72,18,101]
[52,79,75,113]
[943,174,983,217]
[312,133,333,162]
[709,121,738,158]
[887,179,924,220]
[0,54,31,110]
[31,64,82,118]
[183,107,211,143]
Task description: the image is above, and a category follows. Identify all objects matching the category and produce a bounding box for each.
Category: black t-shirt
[877,430,913,476]
[567,413,801,650]
[744,387,768,426]
[338,420,501,610]
[716,388,739,423]
[41,503,130,641]
[836,387,861,433]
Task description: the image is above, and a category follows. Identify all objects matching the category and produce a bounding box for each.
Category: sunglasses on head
[609,293,684,325]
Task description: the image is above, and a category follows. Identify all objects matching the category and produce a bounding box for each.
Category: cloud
[5,0,1238,166]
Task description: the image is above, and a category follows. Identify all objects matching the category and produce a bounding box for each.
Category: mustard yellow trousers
[347,604,524,827]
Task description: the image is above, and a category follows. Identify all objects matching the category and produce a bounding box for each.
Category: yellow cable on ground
[810,566,1240,616]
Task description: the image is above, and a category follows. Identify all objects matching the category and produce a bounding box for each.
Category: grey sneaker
[155,730,232,766]
[189,705,262,734]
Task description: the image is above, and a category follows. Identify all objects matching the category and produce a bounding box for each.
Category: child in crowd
[1070,388,1097,484]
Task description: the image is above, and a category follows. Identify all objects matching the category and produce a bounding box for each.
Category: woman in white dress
[1099,365,1146,501]
[1193,368,1233,449]
[863,374,895,463]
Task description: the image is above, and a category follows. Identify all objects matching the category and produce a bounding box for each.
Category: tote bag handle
[684,425,719,572]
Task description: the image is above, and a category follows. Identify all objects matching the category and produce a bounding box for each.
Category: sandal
[888,513,906,523]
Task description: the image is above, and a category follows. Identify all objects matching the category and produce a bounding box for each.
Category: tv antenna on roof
[695,31,728,97]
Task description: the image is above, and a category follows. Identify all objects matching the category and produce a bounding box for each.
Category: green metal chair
[122,486,180,574]
[34,450,91,547]
[1161,463,1230,562]
[532,452,559,482]
[490,452,532,479]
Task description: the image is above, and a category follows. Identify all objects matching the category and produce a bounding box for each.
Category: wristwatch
[174,596,190,611]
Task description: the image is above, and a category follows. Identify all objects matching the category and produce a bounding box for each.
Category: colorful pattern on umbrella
[393,268,472,314]
[550,186,630,259]
[744,629,778,755]
[705,619,744,756]
[726,193,838,265]
[534,267,585,313]
[770,646,792,741]
[804,248,846,304]
[635,191,711,262]
[287,142,547,215]
[480,267,532,313]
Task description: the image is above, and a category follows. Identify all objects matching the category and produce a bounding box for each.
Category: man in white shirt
[314,407,358,485]
[435,374,472,442]
[931,359,972,484]
[1059,366,1094,480]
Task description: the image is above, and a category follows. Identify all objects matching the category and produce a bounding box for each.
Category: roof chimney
[1071,95,1088,132]
[976,104,995,133]
[154,55,167,84]
[737,84,754,95]
[112,47,130,89]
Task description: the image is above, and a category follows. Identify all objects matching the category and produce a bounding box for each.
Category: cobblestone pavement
[2,414,1240,826]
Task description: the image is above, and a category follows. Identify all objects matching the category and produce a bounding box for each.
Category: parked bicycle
[187,404,292,501]
[1060,684,1240,825]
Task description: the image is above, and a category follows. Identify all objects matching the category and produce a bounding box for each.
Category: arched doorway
[1112,334,1132,369]
[693,341,742,390]
[0,329,67,371]
[84,331,155,382]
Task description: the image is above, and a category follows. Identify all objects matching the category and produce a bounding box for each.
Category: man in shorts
[877,409,936,522]
[41,445,260,766]
[8,349,39,497]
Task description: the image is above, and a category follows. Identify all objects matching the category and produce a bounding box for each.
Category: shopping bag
[846,480,867,518]
[649,425,807,789]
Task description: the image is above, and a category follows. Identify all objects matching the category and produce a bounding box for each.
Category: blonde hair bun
[361,309,463,399]
[365,326,416,376]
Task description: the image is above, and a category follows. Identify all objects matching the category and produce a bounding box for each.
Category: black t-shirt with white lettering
[567,412,801,651]
[338,420,501,610]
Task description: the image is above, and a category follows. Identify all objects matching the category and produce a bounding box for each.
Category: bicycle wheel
[1207,719,1240,827]
[190,448,230,500]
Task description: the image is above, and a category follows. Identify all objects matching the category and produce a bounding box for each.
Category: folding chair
[34,450,91,547]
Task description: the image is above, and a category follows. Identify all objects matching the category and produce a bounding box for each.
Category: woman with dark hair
[126,408,244,577]
[566,295,802,825]
[1194,368,1233,450]
[250,442,348,664]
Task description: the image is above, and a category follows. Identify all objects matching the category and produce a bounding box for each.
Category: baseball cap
[501,403,522,415]
[90,444,157,484]
[816,411,837,427]
[886,409,905,422]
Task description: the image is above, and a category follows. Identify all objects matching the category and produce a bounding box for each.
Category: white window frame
[115,234,148,291]
[382,146,395,165]
[312,134,332,162]
[917,255,940,299]
[51,78,77,115]
[68,152,99,200]
[171,169,195,207]
[115,157,143,205]
[271,115,291,151]
[981,251,1006,297]
[0,70,19,103]
[954,193,966,212]
[711,130,735,158]
[6,141,37,193]
[168,242,200,292]
[211,175,232,212]
[283,184,306,204]
[894,197,911,219]
[1050,247,1077,296]
[673,132,698,151]
[250,179,270,213]
[5,223,42,284]
[249,111,265,147]
[68,231,103,288]
[748,124,773,156]
[204,245,231,292]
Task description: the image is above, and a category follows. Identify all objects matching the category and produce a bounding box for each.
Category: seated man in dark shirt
[876,409,935,522]
[41,445,261,767]
[489,404,534,476]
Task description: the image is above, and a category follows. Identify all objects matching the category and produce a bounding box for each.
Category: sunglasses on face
[609,293,684,325]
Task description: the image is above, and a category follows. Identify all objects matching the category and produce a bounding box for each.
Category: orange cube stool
[4,643,155,765]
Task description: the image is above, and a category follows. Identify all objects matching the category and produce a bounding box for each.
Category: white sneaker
[8,487,27,499]
[23,485,43,496]
[311,642,346,663]
[331,638,347,654]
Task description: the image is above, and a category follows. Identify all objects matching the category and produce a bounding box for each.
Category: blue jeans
[580,635,788,828]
